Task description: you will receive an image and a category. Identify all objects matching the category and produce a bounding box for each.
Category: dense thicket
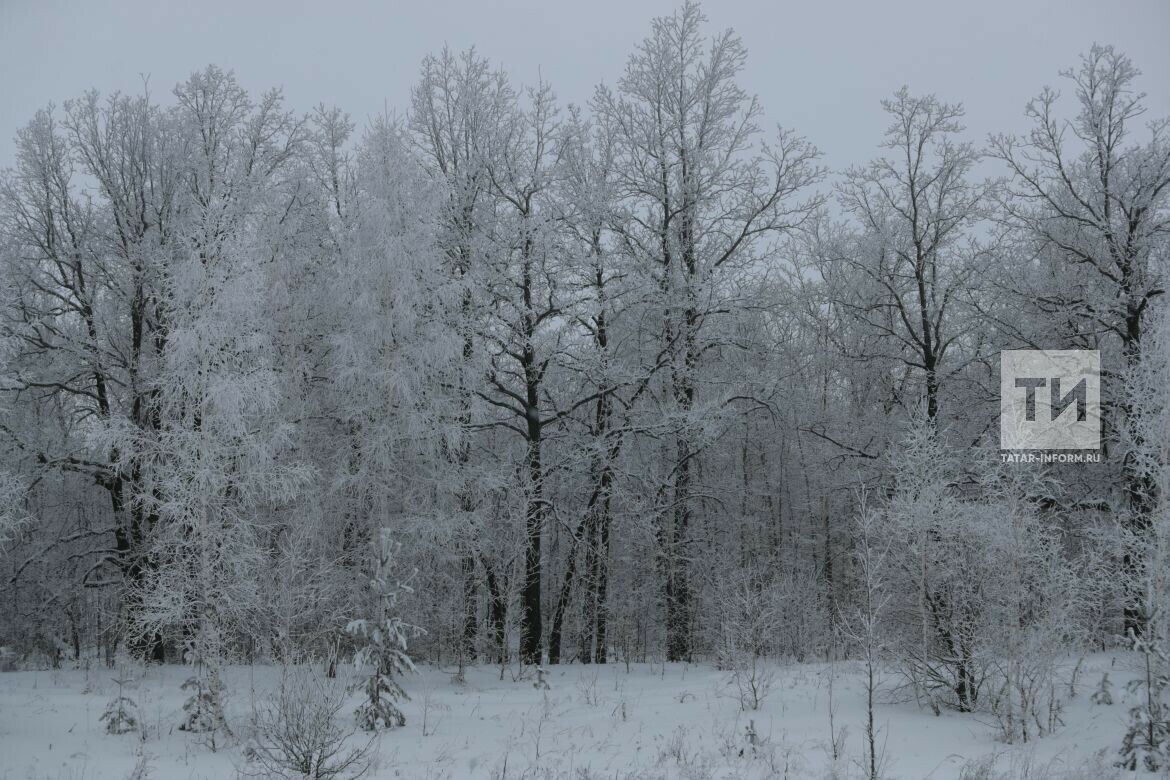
[0,3,1167,753]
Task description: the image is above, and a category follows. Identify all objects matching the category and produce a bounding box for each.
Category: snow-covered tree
[593,0,823,661]
[112,67,310,732]
[992,45,1170,637]
[839,490,889,779]
[346,529,423,730]
[0,19,1167,769]
[827,89,993,428]
[1116,301,1170,769]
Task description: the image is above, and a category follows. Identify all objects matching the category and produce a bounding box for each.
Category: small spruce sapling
[346,529,424,731]
[177,631,230,739]
[1091,672,1113,706]
[1117,633,1170,771]
[101,674,140,735]
[179,666,229,737]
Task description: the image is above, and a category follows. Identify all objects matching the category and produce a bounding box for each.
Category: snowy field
[0,654,1141,779]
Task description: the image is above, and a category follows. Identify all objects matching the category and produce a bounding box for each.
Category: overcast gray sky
[1,0,1167,173]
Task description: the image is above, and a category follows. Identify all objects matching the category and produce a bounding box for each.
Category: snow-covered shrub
[978,487,1083,743]
[654,725,712,775]
[347,529,424,731]
[712,565,780,710]
[247,664,371,780]
[879,421,1087,722]
[985,654,1066,745]
[958,751,1121,780]
[878,421,988,713]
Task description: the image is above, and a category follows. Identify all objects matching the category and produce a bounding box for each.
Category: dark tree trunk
[547,536,580,665]
[665,306,697,663]
[484,563,508,664]
[592,489,613,664]
[666,430,692,663]
[520,391,545,665]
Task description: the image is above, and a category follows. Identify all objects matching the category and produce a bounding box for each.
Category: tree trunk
[461,554,477,662]
[1121,322,1155,639]
[484,563,508,664]
[666,430,692,662]
[520,431,544,665]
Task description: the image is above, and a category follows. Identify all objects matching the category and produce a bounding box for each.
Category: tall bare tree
[594,1,822,660]
[991,45,1170,635]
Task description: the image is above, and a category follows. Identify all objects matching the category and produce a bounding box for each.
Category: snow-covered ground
[0,654,1139,779]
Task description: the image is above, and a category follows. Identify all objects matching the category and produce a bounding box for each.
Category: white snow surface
[0,654,1140,779]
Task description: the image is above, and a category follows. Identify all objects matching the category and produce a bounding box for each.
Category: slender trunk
[521,435,544,665]
[666,430,692,662]
[665,292,697,662]
[866,656,877,779]
[579,511,599,664]
[593,496,612,663]
[550,443,618,664]
[484,563,507,664]
[461,554,477,662]
[547,530,579,665]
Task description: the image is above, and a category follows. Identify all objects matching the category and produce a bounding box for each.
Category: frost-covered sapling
[714,564,780,711]
[838,491,889,780]
[347,529,424,731]
[101,674,140,735]
[178,635,230,741]
[179,667,228,736]
[1117,634,1170,771]
[1091,673,1113,706]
